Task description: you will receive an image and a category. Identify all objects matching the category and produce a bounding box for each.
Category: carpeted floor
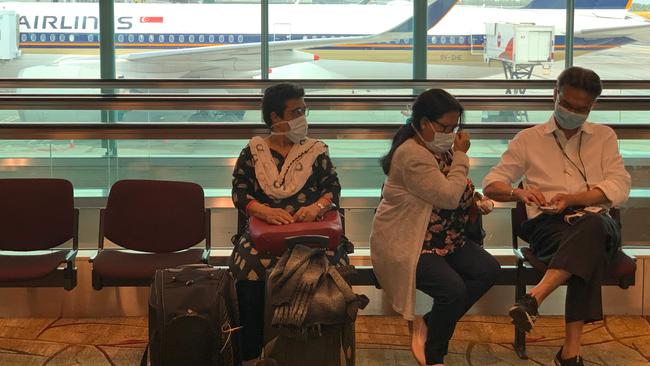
[1,315,649,365]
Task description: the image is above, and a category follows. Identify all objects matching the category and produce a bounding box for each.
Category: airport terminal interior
[1,0,650,365]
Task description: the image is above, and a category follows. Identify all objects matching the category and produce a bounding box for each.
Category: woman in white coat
[370,89,499,366]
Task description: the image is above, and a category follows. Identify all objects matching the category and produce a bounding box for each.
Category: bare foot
[410,316,427,366]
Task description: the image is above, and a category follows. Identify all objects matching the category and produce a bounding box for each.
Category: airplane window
[70,35,75,42]
[149,34,155,43]
[179,35,185,43]
[432,36,436,44]
[118,34,125,43]
[228,35,234,43]
[238,35,244,43]
[219,35,224,43]
[128,34,135,43]
[40,34,46,42]
[21,34,27,42]
[199,35,205,43]
[459,36,465,44]
[441,36,446,44]
[169,35,175,43]
[189,35,195,43]
[209,35,215,43]
[159,35,165,43]
[30,34,36,42]
[59,34,66,42]
[450,36,456,44]
[138,34,145,43]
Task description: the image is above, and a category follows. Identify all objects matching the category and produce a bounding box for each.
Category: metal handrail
[2,78,650,90]
[1,94,650,110]
[2,123,649,140]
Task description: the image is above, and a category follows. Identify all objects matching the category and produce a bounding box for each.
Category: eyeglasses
[289,107,309,118]
[430,119,460,133]
[557,98,592,115]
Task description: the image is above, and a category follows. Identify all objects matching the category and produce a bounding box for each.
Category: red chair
[0,179,78,291]
[511,200,636,359]
[91,179,210,290]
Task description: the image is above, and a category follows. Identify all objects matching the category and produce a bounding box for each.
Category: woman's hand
[293,204,321,223]
[474,192,494,215]
[434,248,449,256]
[453,132,471,153]
[261,207,294,225]
[477,197,495,215]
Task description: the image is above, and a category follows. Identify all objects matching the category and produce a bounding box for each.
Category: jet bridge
[0,10,20,61]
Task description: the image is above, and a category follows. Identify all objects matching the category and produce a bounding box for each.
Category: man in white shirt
[483,66,631,366]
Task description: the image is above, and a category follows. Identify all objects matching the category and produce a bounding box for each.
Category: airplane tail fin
[388,0,458,33]
[525,0,633,9]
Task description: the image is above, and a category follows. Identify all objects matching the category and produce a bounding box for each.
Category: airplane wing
[122,34,395,63]
[577,23,650,42]
[121,0,457,64]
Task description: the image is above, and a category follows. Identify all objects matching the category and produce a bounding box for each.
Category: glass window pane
[269,0,413,79]
[0,0,99,78]
[574,1,650,79]
[115,1,260,79]
[427,0,567,81]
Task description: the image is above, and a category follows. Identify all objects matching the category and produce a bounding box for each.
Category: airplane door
[272,23,292,42]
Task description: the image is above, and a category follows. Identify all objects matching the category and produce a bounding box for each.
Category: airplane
[0,0,648,79]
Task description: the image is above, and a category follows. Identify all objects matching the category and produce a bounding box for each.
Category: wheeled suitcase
[143,264,241,366]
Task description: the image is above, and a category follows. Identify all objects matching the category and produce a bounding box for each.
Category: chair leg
[92,270,103,291]
[513,260,528,359]
[64,262,77,291]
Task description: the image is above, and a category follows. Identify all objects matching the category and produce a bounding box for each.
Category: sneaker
[508,294,539,333]
[554,347,584,366]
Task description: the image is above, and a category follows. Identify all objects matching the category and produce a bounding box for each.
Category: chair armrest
[65,249,78,263]
[513,248,526,262]
[202,248,211,264]
[88,249,101,263]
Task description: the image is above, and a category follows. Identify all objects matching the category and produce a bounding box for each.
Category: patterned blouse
[231,143,341,217]
[422,150,476,254]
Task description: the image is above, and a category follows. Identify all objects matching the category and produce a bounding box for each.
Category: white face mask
[271,115,308,144]
[554,102,589,130]
[412,122,455,153]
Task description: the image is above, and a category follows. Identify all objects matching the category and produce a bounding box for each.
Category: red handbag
[248,210,343,256]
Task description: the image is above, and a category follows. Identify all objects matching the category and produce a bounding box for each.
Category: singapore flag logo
[140,17,163,23]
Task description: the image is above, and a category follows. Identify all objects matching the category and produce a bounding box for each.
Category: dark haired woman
[369,89,499,366]
[229,83,346,361]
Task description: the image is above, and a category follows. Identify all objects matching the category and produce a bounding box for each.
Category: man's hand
[293,204,321,223]
[261,207,294,225]
[549,193,576,213]
[513,187,547,207]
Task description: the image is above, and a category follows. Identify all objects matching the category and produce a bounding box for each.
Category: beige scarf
[250,136,328,200]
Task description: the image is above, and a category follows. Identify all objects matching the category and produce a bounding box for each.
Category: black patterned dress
[421,150,477,254]
[229,142,347,282]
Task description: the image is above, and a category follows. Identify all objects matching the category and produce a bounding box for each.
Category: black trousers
[415,241,500,365]
[520,213,620,324]
[236,280,266,361]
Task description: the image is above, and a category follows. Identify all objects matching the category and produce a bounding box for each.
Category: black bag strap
[140,344,148,366]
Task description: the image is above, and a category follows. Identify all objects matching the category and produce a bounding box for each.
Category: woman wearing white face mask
[370,89,499,366]
[229,83,346,362]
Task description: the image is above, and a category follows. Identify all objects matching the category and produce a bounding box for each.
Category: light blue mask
[554,103,588,130]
